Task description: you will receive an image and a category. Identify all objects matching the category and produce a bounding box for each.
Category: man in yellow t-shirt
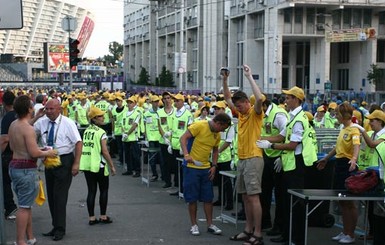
[180,113,231,236]
[223,65,265,244]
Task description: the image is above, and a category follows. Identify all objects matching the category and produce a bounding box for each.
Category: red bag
[345,170,379,194]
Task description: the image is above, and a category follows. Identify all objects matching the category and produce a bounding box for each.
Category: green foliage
[367,63,382,85]
[137,67,150,85]
[108,41,123,61]
[157,66,175,87]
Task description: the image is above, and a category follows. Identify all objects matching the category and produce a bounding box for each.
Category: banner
[326,27,376,43]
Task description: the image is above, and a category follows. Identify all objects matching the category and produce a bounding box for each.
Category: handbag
[345,170,379,194]
[35,178,46,206]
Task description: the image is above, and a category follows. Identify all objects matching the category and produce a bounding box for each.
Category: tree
[367,63,382,86]
[109,41,123,61]
[137,67,150,85]
[157,66,175,87]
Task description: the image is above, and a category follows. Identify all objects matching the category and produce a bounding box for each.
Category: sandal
[243,235,264,245]
[99,216,113,224]
[89,219,99,225]
[229,230,252,241]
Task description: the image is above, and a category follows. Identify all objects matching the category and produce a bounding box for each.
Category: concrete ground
[3,161,372,245]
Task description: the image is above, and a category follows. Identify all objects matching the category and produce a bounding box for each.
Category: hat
[78,94,87,100]
[88,106,105,119]
[305,111,314,121]
[150,95,160,102]
[361,101,368,106]
[328,102,337,110]
[173,94,185,101]
[115,96,123,101]
[198,97,204,102]
[317,105,326,112]
[109,95,116,101]
[366,110,385,123]
[212,101,227,109]
[127,96,137,103]
[282,86,305,100]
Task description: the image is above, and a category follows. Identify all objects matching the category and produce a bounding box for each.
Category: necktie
[47,121,55,146]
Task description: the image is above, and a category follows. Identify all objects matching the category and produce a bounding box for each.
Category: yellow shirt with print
[237,106,264,159]
[336,125,360,159]
[188,121,220,169]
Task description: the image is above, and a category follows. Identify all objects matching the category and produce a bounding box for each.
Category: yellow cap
[361,101,368,106]
[150,95,160,102]
[366,109,385,123]
[305,111,314,121]
[173,94,185,101]
[328,102,337,110]
[212,101,227,109]
[127,96,137,103]
[317,105,326,112]
[88,106,105,119]
[115,96,123,101]
[282,86,305,100]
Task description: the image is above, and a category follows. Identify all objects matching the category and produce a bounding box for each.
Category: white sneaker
[339,235,355,244]
[332,232,346,241]
[207,224,222,235]
[190,224,200,236]
[27,238,37,245]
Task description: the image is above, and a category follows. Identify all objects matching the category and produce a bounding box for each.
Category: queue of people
[2,71,385,245]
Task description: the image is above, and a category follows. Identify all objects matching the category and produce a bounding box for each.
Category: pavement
[3,161,373,245]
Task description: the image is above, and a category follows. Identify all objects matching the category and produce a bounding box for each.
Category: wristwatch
[271,143,275,150]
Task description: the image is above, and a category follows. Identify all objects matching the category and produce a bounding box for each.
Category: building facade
[124,0,385,97]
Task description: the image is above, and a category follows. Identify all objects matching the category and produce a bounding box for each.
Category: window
[343,10,351,29]
[363,9,371,27]
[377,40,385,63]
[254,12,264,38]
[338,69,349,90]
[282,42,289,65]
[338,42,349,64]
[284,9,292,23]
[352,9,361,28]
[295,8,303,24]
[237,18,245,41]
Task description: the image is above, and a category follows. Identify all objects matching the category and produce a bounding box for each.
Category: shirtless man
[8,95,56,245]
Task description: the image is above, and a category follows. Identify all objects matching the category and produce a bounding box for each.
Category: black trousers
[115,135,124,163]
[45,153,74,234]
[261,153,284,230]
[282,155,307,245]
[2,153,17,215]
[159,143,172,186]
[373,214,385,245]
[84,168,109,217]
[171,149,183,191]
[124,141,140,173]
[214,161,233,206]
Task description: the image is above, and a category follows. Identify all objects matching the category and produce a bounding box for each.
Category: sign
[43,43,77,73]
[326,27,376,43]
[324,82,332,92]
[61,16,77,32]
[0,0,23,29]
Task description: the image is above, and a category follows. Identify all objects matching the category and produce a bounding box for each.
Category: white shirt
[34,115,82,155]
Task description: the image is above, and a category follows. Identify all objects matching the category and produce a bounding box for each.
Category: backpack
[345,170,379,194]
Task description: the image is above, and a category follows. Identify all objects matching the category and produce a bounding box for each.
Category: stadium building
[0,0,95,83]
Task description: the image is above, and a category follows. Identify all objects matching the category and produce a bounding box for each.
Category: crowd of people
[1,65,385,245]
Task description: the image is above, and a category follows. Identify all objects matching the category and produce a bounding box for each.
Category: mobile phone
[220,67,230,76]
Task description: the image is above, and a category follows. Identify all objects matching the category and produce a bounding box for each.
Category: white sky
[82,0,124,58]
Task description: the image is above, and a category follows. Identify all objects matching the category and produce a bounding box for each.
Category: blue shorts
[183,166,213,203]
[9,168,38,208]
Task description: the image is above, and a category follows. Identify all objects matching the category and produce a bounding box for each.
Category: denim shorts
[183,166,213,203]
[9,168,38,208]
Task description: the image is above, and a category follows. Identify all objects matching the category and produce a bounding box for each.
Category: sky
[82,0,124,58]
